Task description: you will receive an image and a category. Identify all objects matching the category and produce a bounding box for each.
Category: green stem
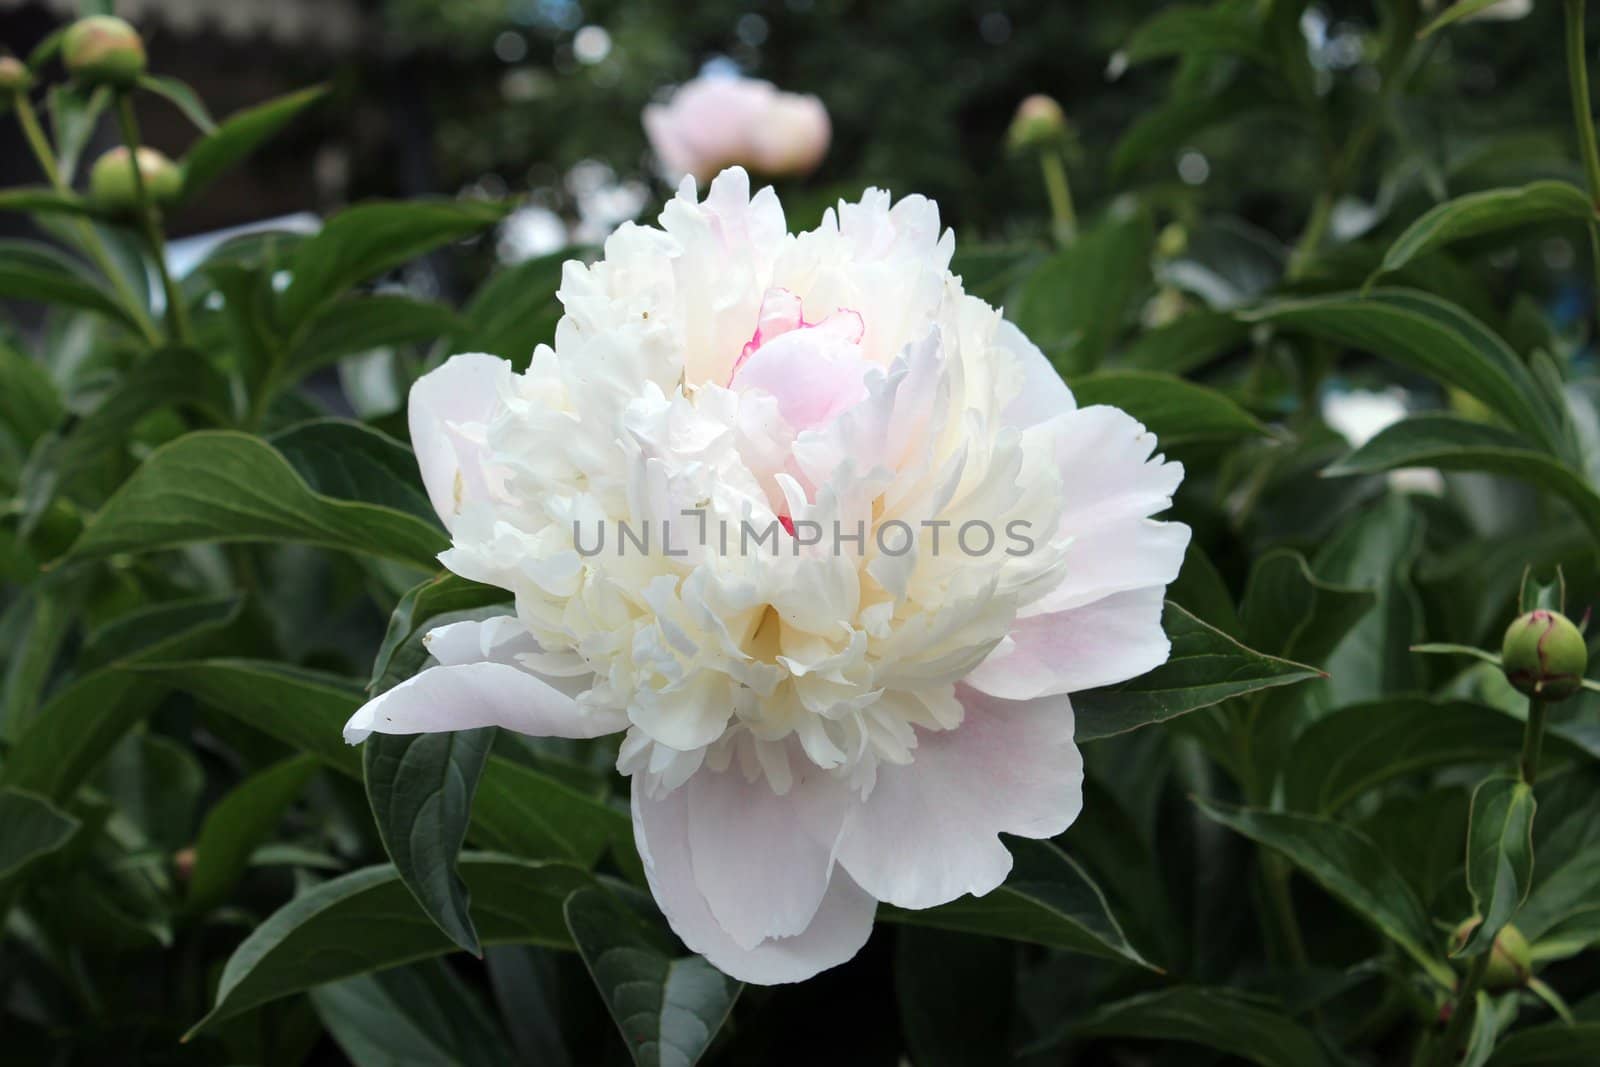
[1428,952,1490,1067]
[1567,0,1600,209]
[1521,697,1548,785]
[114,95,192,347]
[1038,149,1077,245]
[13,93,162,346]
[1263,853,1313,970]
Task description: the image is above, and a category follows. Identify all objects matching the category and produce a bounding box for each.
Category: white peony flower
[644,75,831,184]
[343,168,1189,984]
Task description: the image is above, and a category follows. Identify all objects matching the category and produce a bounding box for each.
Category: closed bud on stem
[1501,609,1588,702]
[89,146,181,211]
[1452,919,1532,991]
[1007,94,1067,154]
[0,55,32,94]
[63,15,146,89]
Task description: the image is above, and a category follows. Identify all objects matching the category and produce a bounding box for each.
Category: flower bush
[4,2,1600,1066]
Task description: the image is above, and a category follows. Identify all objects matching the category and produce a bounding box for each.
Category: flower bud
[172,846,196,883]
[89,146,182,211]
[1008,94,1067,154]
[1156,223,1189,260]
[1501,609,1588,702]
[1452,919,1532,990]
[0,55,32,94]
[63,15,146,89]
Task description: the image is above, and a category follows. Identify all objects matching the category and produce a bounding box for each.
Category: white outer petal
[342,661,626,744]
[408,353,510,533]
[633,782,875,984]
[833,685,1083,910]
[996,318,1075,429]
[965,586,1171,700]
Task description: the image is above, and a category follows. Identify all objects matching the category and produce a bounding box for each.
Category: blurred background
[0,1,1579,304]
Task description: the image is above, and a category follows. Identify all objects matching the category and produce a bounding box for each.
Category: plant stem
[1263,853,1313,970]
[1428,952,1490,1067]
[114,95,192,347]
[1521,697,1548,785]
[1038,149,1077,245]
[1568,0,1600,210]
[13,92,163,346]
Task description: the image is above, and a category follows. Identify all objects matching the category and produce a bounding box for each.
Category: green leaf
[1074,603,1321,743]
[311,961,518,1067]
[1043,987,1333,1067]
[268,418,436,524]
[279,199,513,330]
[1520,842,1600,962]
[1485,1022,1600,1066]
[1124,5,1270,66]
[289,294,465,379]
[1068,370,1271,446]
[1286,700,1540,815]
[1008,212,1150,375]
[142,658,625,866]
[67,430,447,568]
[563,886,742,1067]
[1195,798,1453,986]
[0,342,63,450]
[1117,309,1250,374]
[0,595,243,803]
[369,572,510,695]
[1421,0,1522,36]
[136,74,217,133]
[0,788,80,881]
[0,239,142,331]
[186,754,318,914]
[364,728,495,956]
[1241,289,1563,455]
[1327,415,1600,542]
[1376,182,1594,277]
[1460,775,1537,956]
[451,249,569,365]
[0,187,101,219]
[1240,549,1377,666]
[180,86,328,202]
[188,855,590,1035]
[880,838,1157,969]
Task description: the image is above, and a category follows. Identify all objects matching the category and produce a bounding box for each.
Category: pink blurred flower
[644,75,830,183]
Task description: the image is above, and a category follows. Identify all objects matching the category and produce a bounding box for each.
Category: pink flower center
[727,287,869,432]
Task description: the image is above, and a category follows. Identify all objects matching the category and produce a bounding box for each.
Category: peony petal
[408,353,511,533]
[996,318,1075,429]
[965,585,1170,700]
[342,661,625,745]
[685,765,850,949]
[633,783,875,984]
[422,615,537,667]
[834,685,1083,909]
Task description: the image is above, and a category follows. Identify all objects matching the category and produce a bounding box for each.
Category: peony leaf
[180,86,328,202]
[1240,548,1376,667]
[65,430,448,568]
[1008,212,1151,375]
[1240,289,1567,457]
[449,248,570,368]
[879,838,1158,970]
[139,658,627,867]
[1074,603,1321,743]
[310,961,519,1067]
[368,572,510,696]
[1031,986,1335,1067]
[364,728,496,956]
[185,754,319,915]
[1116,308,1250,374]
[186,855,590,1036]
[0,239,143,331]
[1483,1023,1600,1066]
[1326,415,1600,542]
[894,927,1015,1067]
[1375,181,1594,277]
[1069,370,1272,446]
[1421,0,1525,36]
[288,293,465,381]
[278,199,513,330]
[1195,799,1454,986]
[0,788,80,882]
[563,886,742,1067]
[136,74,217,134]
[1458,775,1537,957]
[1123,5,1271,66]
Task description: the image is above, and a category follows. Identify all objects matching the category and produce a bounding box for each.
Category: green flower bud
[1156,223,1189,260]
[1501,609,1588,702]
[1451,919,1532,991]
[63,15,146,89]
[1008,94,1067,154]
[89,146,182,211]
[0,55,32,94]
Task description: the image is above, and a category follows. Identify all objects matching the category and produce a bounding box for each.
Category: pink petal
[965,586,1170,701]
